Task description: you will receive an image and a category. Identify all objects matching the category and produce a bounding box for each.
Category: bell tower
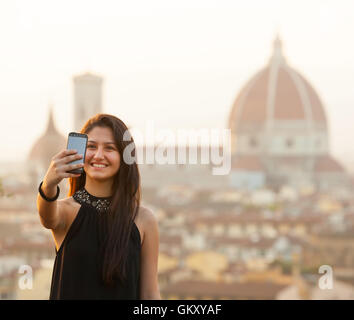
[73,72,103,131]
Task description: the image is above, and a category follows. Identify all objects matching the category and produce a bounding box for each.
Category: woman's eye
[87,145,115,150]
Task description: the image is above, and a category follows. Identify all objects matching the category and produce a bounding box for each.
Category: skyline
[0,1,353,170]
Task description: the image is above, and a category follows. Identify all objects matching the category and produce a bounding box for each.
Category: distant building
[276,278,354,300]
[228,36,349,190]
[138,146,229,191]
[27,106,66,188]
[73,72,103,132]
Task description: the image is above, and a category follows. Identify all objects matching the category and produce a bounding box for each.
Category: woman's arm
[139,207,161,300]
[37,149,83,229]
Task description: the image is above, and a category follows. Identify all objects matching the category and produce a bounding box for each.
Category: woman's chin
[86,171,113,181]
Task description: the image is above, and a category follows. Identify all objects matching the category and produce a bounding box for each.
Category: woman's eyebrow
[88,140,116,145]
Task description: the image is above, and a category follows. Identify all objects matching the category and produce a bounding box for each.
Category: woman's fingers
[64,163,85,172]
[54,149,77,160]
[62,172,82,178]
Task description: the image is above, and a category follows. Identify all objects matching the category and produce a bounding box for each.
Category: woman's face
[84,126,121,182]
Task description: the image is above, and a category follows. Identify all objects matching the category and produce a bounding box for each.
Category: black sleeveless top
[49,189,141,300]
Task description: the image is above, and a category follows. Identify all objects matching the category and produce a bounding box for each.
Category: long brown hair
[68,113,141,286]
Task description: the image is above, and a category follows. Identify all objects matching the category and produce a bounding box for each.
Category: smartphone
[66,132,88,174]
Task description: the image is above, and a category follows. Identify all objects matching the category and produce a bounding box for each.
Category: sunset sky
[0,0,353,169]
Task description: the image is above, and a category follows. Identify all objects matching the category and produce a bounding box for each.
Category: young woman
[37,114,160,299]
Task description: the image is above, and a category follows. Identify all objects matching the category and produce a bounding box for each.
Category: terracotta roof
[314,156,346,173]
[161,280,288,299]
[232,156,264,171]
[273,67,304,120]
[230,68,269,127]
[189,212,324,226]
[209,236,276,249]
[209,235,309,249]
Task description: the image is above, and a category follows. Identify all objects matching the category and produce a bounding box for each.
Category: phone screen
[67,133,88,172]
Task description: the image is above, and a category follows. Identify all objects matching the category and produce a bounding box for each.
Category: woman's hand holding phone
[37,149,84,229]
[42,149,84,191]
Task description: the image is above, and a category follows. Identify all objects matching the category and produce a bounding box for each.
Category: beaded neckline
[73,188,112,213]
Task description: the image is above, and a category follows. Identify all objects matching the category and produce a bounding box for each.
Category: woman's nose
[93,147,105,159]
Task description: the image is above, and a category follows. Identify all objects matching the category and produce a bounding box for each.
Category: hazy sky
[0,0,353,167]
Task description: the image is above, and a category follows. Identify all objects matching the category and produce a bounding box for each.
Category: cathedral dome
[227,37,349,190]
[228,36,327,134]
[28,107,66,171]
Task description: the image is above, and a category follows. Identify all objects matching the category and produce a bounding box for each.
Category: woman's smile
[91,163,109,169]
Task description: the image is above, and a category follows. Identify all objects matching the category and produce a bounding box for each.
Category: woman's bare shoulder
[136,205,156,223]
[135,205,158,244]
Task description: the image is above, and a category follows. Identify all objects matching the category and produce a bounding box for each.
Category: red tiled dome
[228,37,327,132]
